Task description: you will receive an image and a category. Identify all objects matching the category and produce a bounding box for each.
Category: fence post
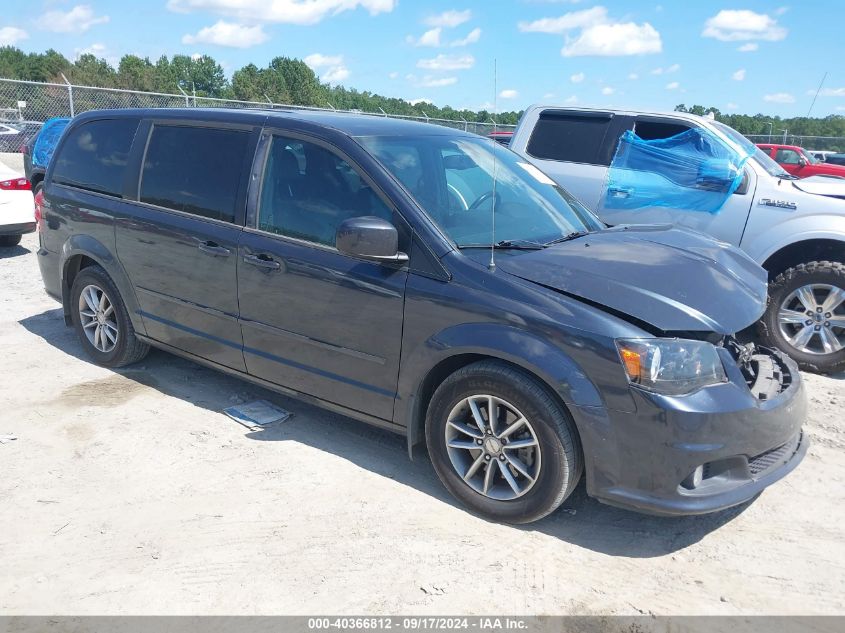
[61,73,74,117]
[461,117,467,131]
[177,85,189,107]
[379,107,387,117]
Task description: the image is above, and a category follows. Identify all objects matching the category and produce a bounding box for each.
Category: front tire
[69,265,149,368]
[759,260,845,374]
[425,360,583,524]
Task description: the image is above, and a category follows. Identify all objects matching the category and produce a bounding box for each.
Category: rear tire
[425,360,583,524]
[69,264,149,368]
[0,234,22,247]
[759,260,845,374]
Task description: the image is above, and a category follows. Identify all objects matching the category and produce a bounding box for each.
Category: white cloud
[837,106,845,112]
[628,72,639,80]
[304,53,343,68]
[542,92,555,99]
[304,53,349,84]
[0,26,28,46]
[764,92,795,103]
[702,10,787,42]
[601,86,615,95]
[409,98,432,106]
[167,0,396,26]
[388,71,399,79]
[182,20,268,48]
[774,6,789,16]
[41,4,109,33]
[650,63,679,75]
[570,72,585,83]
[420,76,457,87]
[732,69,746,81]
[665,81,680,90]
[563,22,661,57]
[406,27,441,47]
[451,27,481,46]
[424,9,471,28]
[75,43,106,57]
[417,53,475,71]
[518,6,607,33]
[811,88,845,97]
[726,102,739,110]
[322,66,349,83]
[564,95,578,104]
[738,42,759,52]
[500,89,518,99]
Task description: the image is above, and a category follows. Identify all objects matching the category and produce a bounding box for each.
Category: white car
[0,162,35,247]
[511,105,845,373]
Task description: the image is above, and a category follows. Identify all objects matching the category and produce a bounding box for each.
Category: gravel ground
[1,154,844,615]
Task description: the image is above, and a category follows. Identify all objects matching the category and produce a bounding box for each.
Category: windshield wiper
[544,231,590,246]
[458,239,546,250]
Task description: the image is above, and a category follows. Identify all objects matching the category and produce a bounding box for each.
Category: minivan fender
[60,234,147,335]
[741,214,845,266]
[399,322,605,455]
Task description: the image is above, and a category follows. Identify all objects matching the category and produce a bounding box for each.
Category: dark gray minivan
[36,108,807,523]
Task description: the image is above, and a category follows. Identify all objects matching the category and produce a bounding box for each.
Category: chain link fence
[0,77,512,152]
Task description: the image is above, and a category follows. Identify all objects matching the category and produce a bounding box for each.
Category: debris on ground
[223,400,292,430]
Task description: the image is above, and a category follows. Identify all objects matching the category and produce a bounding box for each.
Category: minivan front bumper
[570,347,807,516]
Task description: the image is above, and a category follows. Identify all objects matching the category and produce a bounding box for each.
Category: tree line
[0,46,520,125]
[2,46,844,136]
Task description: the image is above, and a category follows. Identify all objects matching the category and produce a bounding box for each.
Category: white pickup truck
[510,105,845,373]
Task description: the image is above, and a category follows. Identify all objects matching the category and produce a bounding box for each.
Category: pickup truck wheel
[759,261,845,374]
[0,235,22,247]
[425,360,582,524]
[70,265,150,368]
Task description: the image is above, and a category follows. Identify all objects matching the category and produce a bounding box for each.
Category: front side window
[52,118,138,197]
[140,125,250,223]
[775,148,802,165]
[257,135,393,247]
[361,135,603,247]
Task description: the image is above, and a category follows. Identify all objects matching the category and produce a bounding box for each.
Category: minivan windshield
[360,135,603,247]
[710,121,792,178]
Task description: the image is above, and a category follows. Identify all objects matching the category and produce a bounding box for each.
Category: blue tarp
[32,117,70,169]
[604,127,753,214]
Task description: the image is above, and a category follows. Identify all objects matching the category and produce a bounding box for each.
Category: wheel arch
[762,238,845,279]
[60,235,146,335]
[399,324,604,459]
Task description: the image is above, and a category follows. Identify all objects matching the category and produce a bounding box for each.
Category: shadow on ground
[0,244,31,259]
[21,307,751,558]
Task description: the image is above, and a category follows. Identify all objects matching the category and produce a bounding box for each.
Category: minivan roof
[70,107,467,138]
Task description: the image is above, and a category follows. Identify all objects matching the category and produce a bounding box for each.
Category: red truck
[757,143,845,179]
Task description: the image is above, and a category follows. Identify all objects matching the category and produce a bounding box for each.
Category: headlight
[615,338,727,396]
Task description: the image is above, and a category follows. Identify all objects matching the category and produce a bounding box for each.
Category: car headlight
[615,338,727,396]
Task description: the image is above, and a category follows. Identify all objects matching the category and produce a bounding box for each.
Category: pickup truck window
[775,148,802,165]
[526,111,613,165]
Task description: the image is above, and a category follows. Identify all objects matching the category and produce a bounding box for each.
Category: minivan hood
[497,225,768,334]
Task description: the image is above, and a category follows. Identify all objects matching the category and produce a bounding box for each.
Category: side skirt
[136,334,407,436]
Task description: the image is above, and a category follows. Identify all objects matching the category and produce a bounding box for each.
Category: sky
[1,0,844,117]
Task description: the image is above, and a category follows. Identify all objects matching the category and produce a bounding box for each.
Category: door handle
[198,241,231,257]
[243,253,281,270]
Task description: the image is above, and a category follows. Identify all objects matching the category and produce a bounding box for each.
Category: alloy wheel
[78,284,119,354]
[777,283,845,355]
[444,394,542,500]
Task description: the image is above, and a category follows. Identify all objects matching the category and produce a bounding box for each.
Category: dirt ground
[1,154,844,615]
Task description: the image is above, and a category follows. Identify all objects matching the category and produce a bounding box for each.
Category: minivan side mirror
[336,216,409,264]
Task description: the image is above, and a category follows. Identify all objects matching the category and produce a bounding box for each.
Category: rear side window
[527,111,613,165]
[634,120,690,140]
[52,118,138,197]
[140,125,250,223]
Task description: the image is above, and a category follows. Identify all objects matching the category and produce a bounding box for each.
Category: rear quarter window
[526,111,614,165]
[139,125,250,223]
[52,118,139,197]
